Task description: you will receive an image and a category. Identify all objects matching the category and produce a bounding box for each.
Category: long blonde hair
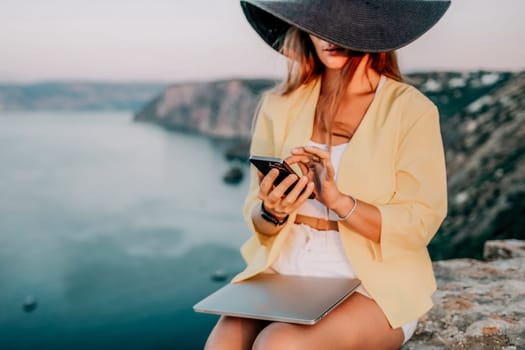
[275,27,403,147]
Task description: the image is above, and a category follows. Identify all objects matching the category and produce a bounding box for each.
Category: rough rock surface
[134,79,275,139]
[431,71,525,260]
[484,239,525,261]
[403,241,525,350]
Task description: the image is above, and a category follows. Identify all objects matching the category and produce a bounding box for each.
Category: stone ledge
[484,239,525,261]
[403,241,525,350]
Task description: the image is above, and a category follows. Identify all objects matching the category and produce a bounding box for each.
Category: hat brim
[241,0,451,53]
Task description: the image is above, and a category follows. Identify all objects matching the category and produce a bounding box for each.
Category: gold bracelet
[337,195,357,221]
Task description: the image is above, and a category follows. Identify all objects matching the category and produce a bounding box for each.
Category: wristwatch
[260,202,288,226]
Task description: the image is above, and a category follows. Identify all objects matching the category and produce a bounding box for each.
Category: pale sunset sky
[0,0,524,82]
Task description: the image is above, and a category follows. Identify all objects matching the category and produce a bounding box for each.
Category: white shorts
[271,223,418,345]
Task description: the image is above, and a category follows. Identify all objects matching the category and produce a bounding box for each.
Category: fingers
[257,146,335,217]
[291,146,328,161]
[258,170,315,216]
[285,154,312,166]
[297,162,309,178]
[291,146,335,181]
[302,146,330,160]
[286,181,315,213]
[268,173,299,203]
[295,181,316,204]
[259,171,298,203]
[258,168,279,198]
[282,175,309,203]
[291,147,330,168]
[274,176,315,215]
[291,150,321,164]
[284,155,312,177]
[326,161,335,180]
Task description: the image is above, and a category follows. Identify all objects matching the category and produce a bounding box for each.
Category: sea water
[0,111,249,349]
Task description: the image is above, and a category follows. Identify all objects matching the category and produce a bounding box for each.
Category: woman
[206,0,450,349]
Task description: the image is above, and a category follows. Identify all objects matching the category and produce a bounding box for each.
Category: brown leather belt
[294,214,339,231]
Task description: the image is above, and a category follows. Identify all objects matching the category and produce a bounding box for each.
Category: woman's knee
[205,316,268,350]
[205,317,236,350]
[252,322,304,350]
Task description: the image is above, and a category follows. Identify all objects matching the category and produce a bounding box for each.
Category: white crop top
[296,75,386,220]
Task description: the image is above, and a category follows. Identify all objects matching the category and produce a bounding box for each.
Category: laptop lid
[193,273,361,325]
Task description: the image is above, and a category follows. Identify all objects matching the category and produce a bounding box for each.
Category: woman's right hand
[257,168,314,221]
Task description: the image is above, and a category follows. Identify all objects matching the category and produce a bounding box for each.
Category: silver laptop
[193,273,361,325]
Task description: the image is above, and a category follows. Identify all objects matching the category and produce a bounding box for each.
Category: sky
[0,0,524,83]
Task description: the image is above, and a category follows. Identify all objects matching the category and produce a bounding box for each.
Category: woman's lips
[323,47,345,55]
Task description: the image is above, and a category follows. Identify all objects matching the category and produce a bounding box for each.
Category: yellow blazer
[232,76,448,328]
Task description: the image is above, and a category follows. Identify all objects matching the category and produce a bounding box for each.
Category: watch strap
[260,202,288,226]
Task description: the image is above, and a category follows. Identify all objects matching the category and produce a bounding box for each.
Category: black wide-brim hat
[240,0,451,53]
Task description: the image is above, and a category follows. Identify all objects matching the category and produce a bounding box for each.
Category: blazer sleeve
[242,93,278,248]
[372,104,448,260]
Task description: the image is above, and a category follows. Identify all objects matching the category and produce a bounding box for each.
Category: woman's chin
[323,62,348,70]
[319,56,349,70]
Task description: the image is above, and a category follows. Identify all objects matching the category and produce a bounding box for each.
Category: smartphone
[249,155,314,198]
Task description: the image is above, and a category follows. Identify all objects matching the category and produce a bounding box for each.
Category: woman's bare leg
[253,293,405,350]
[205,316,269,350]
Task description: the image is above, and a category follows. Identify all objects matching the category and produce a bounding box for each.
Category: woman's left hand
[286,146,342,209]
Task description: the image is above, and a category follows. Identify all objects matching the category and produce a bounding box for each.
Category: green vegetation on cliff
[133,71,525,260]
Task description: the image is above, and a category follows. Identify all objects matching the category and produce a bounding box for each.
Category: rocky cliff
[430,72,525,260]
[134,71,525,260]
[134,79,275,139]
[133,71,514,140]
[404,240,525,350]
